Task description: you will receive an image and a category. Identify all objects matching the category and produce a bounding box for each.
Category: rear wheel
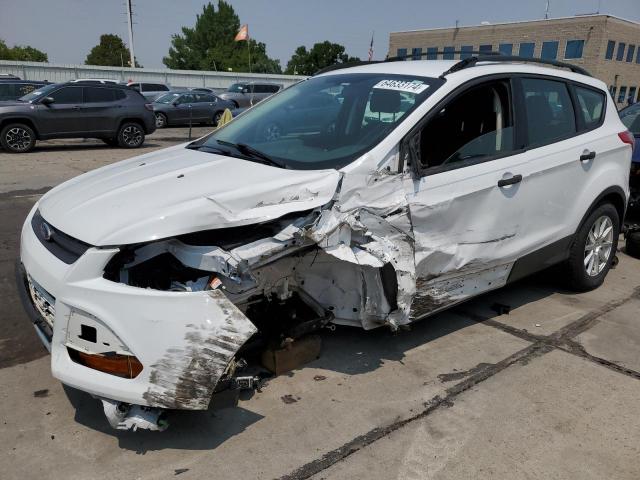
[1,123,36,153]
[117,122,145,148]
[565,203,619,291]
[155,112,167,128]
[213,110,223,126]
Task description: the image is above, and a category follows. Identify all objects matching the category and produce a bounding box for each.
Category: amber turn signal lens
[69,348,143,378]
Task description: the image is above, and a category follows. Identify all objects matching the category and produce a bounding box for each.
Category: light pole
[126,0,136,68]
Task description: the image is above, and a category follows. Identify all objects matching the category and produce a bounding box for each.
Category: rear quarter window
[574,86,605,131]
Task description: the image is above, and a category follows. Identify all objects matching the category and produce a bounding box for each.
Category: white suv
[18,56,633,430]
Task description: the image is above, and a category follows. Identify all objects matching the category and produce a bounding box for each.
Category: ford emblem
[40,221,53,241]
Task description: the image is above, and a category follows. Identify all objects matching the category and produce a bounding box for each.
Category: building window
[616,42,626,61]
[499,43,513,55]
[637,48,640,63]
[605,40,615,59]
[618,86,627,104]
[460,45,473,59]
[541,41,559,60]
[443,46,455,60]
[519,42,535,58]
[610,85,617,98]
[426,47,438,60]
[479,44,493,54]
[629,87,637,104]
[626,45,636,63]
[412,47,422,60]
[565,40,584,59]
[397,48,407,59]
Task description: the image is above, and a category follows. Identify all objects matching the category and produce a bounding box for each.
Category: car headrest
[370,89,401,114]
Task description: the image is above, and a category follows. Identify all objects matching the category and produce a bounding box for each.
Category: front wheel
[565,203,619,291]
[155,112,167,128]
[117,122,145,148]
[0,123,36,153]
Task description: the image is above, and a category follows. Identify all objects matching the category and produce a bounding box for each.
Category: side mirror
[172,100,180,106]
[241,87,249,94]
[40,96,54,105]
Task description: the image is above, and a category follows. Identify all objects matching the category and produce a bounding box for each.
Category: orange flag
[235,24,249,42]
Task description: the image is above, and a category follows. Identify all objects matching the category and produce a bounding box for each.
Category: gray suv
[218,81,282,108]
[0,82,156,153]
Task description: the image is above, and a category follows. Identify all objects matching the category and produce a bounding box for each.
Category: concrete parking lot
[1,128,639,480]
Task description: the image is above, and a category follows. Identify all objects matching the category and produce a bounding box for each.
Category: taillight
[144,103,154,111]
[618,130,635,148]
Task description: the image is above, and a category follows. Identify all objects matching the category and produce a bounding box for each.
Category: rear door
[193,93,216,121]
[82,86,118,133]
[36,86,84,135]
[403,77,535,319]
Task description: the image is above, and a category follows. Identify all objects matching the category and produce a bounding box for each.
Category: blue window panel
[610,85,617,98]
[605,40,615,59]
[541,41,559,60]
[616,42,626,60]
[618,86,627,104]
[397,48,407,59]
[426,47,438,60]
[519,42,535,58]
[499,43,513,55]
[565,40,584,59]
[460,45,473,59]
[479,44,493,54]
[412,47,422,60]
[443,46,455,60]
[637,48,640,63]
[629,87,637,104]
[626,45,636,62]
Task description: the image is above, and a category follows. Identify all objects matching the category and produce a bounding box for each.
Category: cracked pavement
[1,130,639,480]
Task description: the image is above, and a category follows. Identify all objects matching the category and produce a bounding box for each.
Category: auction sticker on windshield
[373,79,429,94]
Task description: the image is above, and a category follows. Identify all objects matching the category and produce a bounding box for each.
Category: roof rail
[440,55,592,77]
[315,60,384,76]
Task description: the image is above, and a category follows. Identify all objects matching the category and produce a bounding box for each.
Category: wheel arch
[0,117,40,138]
[576,186,627,235]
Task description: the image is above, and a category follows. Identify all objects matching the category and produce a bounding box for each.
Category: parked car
[218,81,282,108]
[152,91,235,127]
[189,87,224,94]
[0,79,50,101]
[620,102,640,209]
[126,82,171,101]
[0,81,155,152]
[18,56,632,431]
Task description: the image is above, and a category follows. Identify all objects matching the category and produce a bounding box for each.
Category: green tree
[163,1,281,74]
[85,34,141,67]
[284,41,360,75]
[0,38,48,62]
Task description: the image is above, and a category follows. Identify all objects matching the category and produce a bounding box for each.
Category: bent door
[402,77,534,320]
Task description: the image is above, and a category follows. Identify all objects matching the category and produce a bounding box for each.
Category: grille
[31,210,92,264]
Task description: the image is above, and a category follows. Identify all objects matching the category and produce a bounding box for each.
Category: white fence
[0,60,305,90]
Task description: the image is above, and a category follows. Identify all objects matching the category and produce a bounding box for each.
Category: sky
[1,0,639,69]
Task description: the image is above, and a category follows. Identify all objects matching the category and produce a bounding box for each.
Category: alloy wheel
[584,215,614,277]
[5,127,32,152]
[122,125,143,146]
[155,113,166,128]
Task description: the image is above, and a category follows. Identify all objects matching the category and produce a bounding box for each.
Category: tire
[117,122,145,148]
[101,138,118,147]
[565,203,619,291]
[626,231,640,259]
[155,112,167,128]
[231,101,239,109]
[213,111,223,126]
[0,123,36,153]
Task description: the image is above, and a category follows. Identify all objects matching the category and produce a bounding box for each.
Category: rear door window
[521,78,576,147]
[49,86,83,104]
[84,87,115,103]
[574,86,605,131]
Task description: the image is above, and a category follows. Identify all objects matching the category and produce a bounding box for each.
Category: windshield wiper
[216,140,287,168]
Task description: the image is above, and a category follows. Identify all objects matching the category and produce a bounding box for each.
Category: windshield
[155,93,181,104]
[200,73,443,170]
[19,83,58,102]
[621,103,640,136]
[227,83,247,93]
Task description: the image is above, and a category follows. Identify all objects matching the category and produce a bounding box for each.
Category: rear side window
[521,78,575,147]
[574,86,605,131]
[49,86,83,104]
[84,87,115,103]
[17,83,40,97]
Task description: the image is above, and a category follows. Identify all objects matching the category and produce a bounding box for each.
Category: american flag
[368,33,374,61]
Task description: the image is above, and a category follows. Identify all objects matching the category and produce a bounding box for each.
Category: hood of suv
[38,145,341,246]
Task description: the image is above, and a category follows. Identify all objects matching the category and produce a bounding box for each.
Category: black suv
[0,82,156,153]
[0,79,50,102]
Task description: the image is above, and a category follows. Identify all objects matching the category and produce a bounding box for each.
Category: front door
[37,86,84,135]
[403,77,533,320]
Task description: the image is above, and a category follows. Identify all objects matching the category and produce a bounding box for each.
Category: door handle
[580,150,596,161]
[497,174,522,187]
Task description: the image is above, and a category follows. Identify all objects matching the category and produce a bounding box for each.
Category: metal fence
[0,60,305,90]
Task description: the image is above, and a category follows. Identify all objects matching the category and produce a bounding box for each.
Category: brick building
[388,14,640,107]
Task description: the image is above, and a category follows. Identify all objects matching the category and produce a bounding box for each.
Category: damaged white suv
[18,55,633,430]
